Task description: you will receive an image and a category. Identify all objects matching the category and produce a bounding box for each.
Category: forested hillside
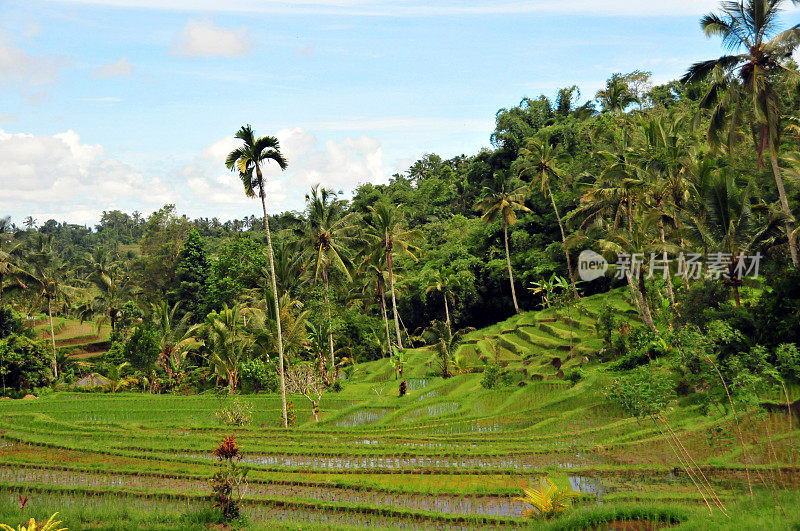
[3,60,800,388]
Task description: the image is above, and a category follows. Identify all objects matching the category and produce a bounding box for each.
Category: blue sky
[0,0,779,226]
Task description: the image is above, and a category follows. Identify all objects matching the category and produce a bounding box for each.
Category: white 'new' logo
[578,250,608,281]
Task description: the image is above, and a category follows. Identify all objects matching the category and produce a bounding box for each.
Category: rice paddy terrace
[1,290,799,529]
[34,316,112,360]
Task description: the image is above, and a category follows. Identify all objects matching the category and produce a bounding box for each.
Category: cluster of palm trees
[468,0,800,334]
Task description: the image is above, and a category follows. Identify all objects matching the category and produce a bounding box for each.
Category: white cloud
[0,126,387,225]
[0,31,62,88]
[93,56,133,78]
[22,23,42,39]
[264,128,385,190]
[171,18,252,58]
[302,116,494,133]
[185,168,286,208]
[42,0,723,17]
[0,129,174,224]
[189,127,386,213]
[78,97,123,102]
[202,136,242,165]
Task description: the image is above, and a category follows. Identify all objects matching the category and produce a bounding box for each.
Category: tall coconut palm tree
[475,173,531,314]
[425,267,458,334]
[573,212,663,333]
[682,0,800,265]
[361,201,423,349]
[14,246,84,377]
[595,73,639,114]
[78,247,126,334]
[297,185,357,374]
[355,252,392,358]
[631,116,695,310]
[226,124,290,427]
[685,170,788,305]
[517,138,580,299]
[0,217,21,308]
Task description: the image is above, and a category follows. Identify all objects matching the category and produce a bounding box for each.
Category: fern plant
[515,478,577,519]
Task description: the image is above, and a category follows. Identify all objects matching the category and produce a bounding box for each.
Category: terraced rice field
[33,317,112,359]
[1,290,798,529]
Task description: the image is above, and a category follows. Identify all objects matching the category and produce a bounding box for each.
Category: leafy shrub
[286,401,297,427]
[101,340,126,366]
[215,399,254,426]
[610,329,667,370]
[239,358,278,394]
[753,268,800,348]
[116,300,144,334]
[596,304,616,344]
[121,326,160,370]
[0,334,49,393]
[481,363,513,389]
[481,364,501,388]
[675,279,730,329]
[0,308,26,340]
[565,369,583,385]
[775,343,800,382]
[604,366,675,418]
[515,478,577,519]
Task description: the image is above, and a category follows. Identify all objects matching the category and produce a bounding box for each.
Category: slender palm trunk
[386,247,403,349]
[228,370,238,394]
[548,187,579,300]
[658,215,676,311]
[625,269,657,334]
[678,238,690,292]
[503,224,520,314]
[626,198,634,234]
[637,271,658,335]
[257,169,287,428]
[379,281,391,358]
[323,275,336,376]
[47,298,58,379]
[443,292,451,335]
[768,139,799,267]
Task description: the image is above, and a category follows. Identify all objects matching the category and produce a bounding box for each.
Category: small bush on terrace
[215,399,254,426]
[481,363,513,389]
